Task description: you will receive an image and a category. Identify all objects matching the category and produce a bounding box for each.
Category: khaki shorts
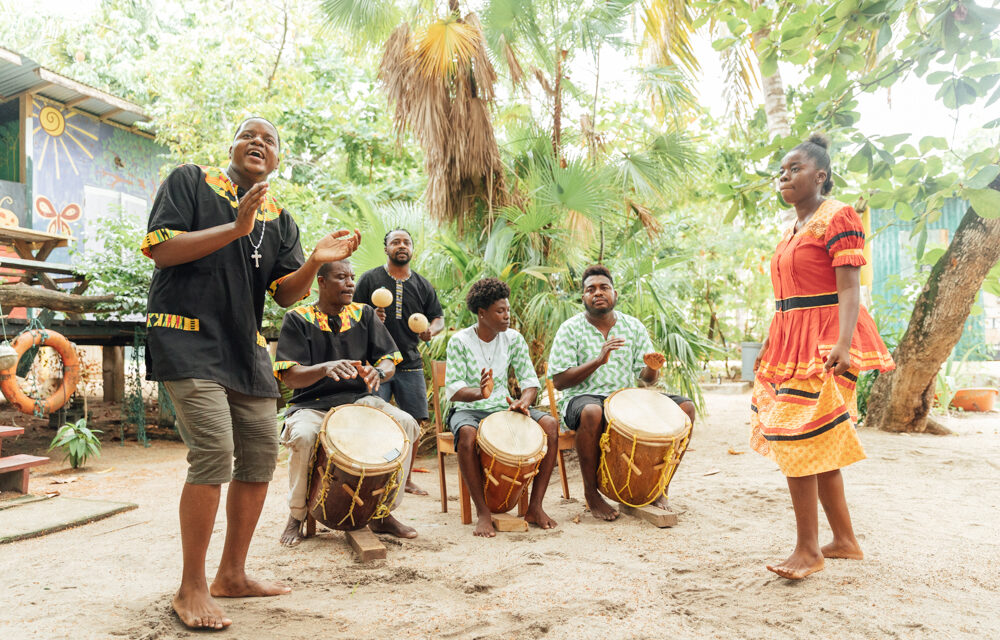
[164,378,279,485]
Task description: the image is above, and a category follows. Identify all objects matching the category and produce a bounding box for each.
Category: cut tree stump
[347,526,386,562]
[490,512,528,532]
[618,503,678,528]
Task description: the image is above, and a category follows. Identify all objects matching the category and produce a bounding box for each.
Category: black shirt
[274,302,402,413]
[354,266,443,369]
[142,164,305,398]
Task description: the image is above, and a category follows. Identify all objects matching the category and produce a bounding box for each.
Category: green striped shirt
[445,326,539,412]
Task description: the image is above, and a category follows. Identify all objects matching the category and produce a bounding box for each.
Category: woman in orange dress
[751,134,894,580]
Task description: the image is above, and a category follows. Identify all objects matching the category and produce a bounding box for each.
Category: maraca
[408,313,429,333]
[371,287,393,308]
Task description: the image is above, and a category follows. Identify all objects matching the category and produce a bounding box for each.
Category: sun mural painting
[32,101,97,179]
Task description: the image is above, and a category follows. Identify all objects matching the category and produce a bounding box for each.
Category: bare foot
[766,550,825,580]
[524,505,558,530]
[651,494,673,511]
[473,513,496,538]
[210,574,291,598]
[405,481,429,496]
[172,587,231,630]
[280,515,304,547]
[822,540,864,560]
[585,491,619,521]
[370,514,418,539]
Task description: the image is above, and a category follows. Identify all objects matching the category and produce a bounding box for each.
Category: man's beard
[389,252,411,266]
[583,301,614,316]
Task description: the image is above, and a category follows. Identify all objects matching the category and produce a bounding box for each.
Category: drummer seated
[549,265,696,521]
[274,260,420,546]
[445,277,560,537]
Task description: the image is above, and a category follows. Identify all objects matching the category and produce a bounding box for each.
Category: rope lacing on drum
[371,462,403,521]
[337,466,367,527]
[482,455,524,513]
[597,430,687,509]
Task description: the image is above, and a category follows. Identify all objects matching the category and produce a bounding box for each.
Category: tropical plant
[48,418,102,469]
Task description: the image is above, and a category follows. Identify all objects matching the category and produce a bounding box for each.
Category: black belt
[775,293,838,311]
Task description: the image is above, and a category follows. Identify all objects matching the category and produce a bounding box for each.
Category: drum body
[598,388,692,507]
[476,410,547,513]
[307,404,410,531]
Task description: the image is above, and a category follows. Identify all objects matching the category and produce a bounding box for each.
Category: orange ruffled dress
[750,200,894,477]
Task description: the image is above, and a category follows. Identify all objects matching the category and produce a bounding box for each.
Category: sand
[1,392,998,640]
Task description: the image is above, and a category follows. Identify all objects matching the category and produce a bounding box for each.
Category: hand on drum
[824,343,853,376]
[598,336,626,365]
[374,307,386,323]
[505,395,531,415]
[479,368,495,400]
[643,352,666,370]
[323,360,359,382]
[359,364,381,392]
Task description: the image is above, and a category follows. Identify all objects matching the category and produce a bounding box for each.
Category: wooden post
[102,345,124,403]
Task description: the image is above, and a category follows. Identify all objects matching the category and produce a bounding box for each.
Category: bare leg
[279,515,304,547]
[210,480,291,597]
[575,404,618,521]
[456,425,495,537]
[652,401,696,511]
[524,416,558,529]
[766,475,825,580]
[404,427,429,495]
[817,469,863,559]
[173,482,231,630]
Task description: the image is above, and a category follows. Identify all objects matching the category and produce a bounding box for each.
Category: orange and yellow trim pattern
[147,313,200,332]
[198,166,282,221]
[292,303,365,334]
[141,228,186,258]
[273,360,298,379]
[257,332,267,347]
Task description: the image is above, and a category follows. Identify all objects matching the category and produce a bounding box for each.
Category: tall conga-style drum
[477,411,547,513]
[307,404,410,531]
[598,388,692,507]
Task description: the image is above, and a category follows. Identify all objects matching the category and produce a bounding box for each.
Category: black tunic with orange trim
[750,200,894,477]
[142,164,304,398]
[272,302,402,413]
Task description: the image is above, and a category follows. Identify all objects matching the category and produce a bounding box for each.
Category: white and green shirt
[548,311,654,412]
[445,325,540,412]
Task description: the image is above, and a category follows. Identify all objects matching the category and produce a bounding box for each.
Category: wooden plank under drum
[618,503,678,528]
[347,526,386,562]
[490,512,528,532]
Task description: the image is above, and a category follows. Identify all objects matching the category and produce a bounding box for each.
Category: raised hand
[597,337,626,365]
[480,367,494,399]
[323,360,358,382]
[235,182,268,236]
[359,364,380,392]
[311,228,362,263]
[374,307,387,323]
[643,352,666,371]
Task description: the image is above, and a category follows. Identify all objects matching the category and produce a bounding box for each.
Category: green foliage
[69,212,154,318]
[48,418,102,469]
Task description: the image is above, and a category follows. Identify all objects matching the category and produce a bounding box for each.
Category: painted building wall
[28,96,165,261]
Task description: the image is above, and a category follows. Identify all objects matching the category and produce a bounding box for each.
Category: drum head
[323,405,406,466]
[605,388,689,440]
[478,410,545,458]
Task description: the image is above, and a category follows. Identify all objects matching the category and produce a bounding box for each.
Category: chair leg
[438,452,448,513]
[459,473,472,525]
[305,514,316,538]
[558,449,570,499]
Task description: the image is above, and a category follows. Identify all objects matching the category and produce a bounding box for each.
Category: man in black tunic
[143,117,360,631]
[354,229,443,494]
[274,260,420,547]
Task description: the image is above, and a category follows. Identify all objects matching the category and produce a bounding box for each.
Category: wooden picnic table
[0,224,89,318]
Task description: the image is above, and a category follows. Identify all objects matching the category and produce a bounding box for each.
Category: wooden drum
[307,404,410,531]
[477,410,547,513]
[598,388,692,507]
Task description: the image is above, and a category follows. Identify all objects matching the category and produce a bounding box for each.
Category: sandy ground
[1,392,998,640]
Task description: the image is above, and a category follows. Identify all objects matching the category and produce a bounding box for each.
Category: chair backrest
[431,360,446,435]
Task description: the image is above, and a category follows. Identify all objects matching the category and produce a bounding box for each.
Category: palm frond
[319,0,403,46]
[638,0,700,75]
[638,64,699,124]
[414,17,480,78]
[720,38,760,124]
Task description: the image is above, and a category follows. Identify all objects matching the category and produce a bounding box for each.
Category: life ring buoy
[0,329,80,415]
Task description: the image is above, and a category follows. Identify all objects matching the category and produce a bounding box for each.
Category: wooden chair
[430,361,575,526]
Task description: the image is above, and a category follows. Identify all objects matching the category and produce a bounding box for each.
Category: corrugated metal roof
[0,46,154,136]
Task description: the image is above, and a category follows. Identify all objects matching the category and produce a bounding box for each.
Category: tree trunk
[867,181,1000,433]
[752,28,791,139]
[0,284,116,313]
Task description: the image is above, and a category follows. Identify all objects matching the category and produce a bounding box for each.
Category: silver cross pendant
[251,249,262,268]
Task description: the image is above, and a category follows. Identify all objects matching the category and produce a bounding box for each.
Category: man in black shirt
[275,260,420,547]
[354,229,444,495]
[144,118,360,630]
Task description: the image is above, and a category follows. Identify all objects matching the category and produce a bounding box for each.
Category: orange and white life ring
[0,329,80,415]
